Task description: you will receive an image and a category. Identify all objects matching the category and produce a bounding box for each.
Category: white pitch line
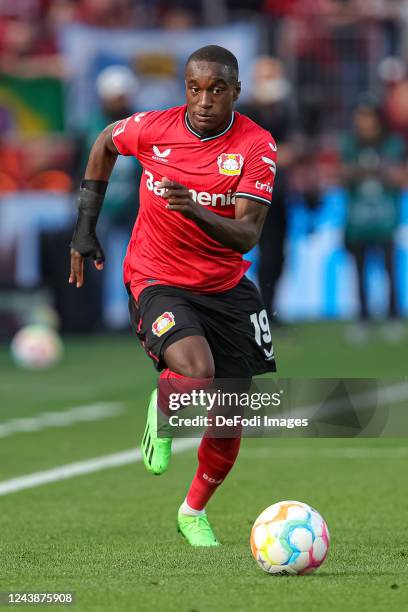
[2,382,408,496]
[0,403,124,438]
[0,439,197,496]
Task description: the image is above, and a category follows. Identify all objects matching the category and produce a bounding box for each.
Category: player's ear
[233,81,241,101]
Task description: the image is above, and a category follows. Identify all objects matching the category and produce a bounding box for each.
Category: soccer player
[69,45,277,546]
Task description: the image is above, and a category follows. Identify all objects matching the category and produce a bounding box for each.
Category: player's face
[185,61,241,136]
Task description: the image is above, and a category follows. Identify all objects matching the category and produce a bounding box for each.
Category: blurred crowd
[1,0,408,331]
[2,0,408,190]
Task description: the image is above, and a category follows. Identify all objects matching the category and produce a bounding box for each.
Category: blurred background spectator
[238,56,296,321]
[1,0,408,340]
[83,65,141,329]
[340,98,406,339]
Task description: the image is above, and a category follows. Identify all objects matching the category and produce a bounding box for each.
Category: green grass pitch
[1,322,408,611]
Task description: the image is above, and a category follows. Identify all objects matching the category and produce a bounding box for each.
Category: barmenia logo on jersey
[152,312,175,337]
[217,153,244,176]
[145,170,236,207]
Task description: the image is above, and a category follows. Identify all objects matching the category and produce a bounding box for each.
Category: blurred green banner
[0,74,64,135]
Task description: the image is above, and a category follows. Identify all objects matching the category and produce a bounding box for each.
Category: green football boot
[177,511,221,547]
[141,389,172,475]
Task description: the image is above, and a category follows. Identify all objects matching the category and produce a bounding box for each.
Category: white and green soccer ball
[250,500,330,575]
[10,325,63,370]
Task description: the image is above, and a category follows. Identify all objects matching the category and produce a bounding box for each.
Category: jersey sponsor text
[145,170,236,207]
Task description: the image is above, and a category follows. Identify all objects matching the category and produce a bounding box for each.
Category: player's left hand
[158,177,202,220]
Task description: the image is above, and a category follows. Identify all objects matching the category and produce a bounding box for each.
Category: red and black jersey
[112,105,277,299]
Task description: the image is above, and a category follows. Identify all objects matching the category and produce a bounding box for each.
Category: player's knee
[164,335,215,379]
[170,354,214,379]
[182,360,215,380]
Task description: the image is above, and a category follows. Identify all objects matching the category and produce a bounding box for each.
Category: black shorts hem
[215,359,276,378]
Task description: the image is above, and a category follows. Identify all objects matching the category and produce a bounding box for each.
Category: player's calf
[141,370,214,476]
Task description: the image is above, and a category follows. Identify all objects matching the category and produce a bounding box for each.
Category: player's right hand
[69,221,105,287]
[69,246,104,289]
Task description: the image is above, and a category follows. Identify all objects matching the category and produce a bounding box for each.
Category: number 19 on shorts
[250,310,274,360]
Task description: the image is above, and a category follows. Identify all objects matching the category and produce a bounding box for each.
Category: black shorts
[128,276,276,378]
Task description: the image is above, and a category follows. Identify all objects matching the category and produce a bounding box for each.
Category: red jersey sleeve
[111,111,151,157]
[234,134,277,206]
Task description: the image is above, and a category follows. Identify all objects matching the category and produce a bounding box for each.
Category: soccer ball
[10,325,63,370]
[250,500,330,575]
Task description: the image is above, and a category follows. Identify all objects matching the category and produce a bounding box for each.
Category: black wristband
[77,179,108,218]
[80,179,108,195]
[70,179,108,260]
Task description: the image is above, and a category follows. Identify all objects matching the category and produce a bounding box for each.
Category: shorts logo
[217,153,244,176]
[152,312,175,337]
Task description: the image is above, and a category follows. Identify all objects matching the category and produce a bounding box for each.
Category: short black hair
[185,45,239,82]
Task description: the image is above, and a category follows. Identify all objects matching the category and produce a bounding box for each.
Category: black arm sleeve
[70,180,108,262]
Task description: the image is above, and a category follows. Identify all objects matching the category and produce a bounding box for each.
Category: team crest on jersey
[152,312,175,337]
[217,153,244,176]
